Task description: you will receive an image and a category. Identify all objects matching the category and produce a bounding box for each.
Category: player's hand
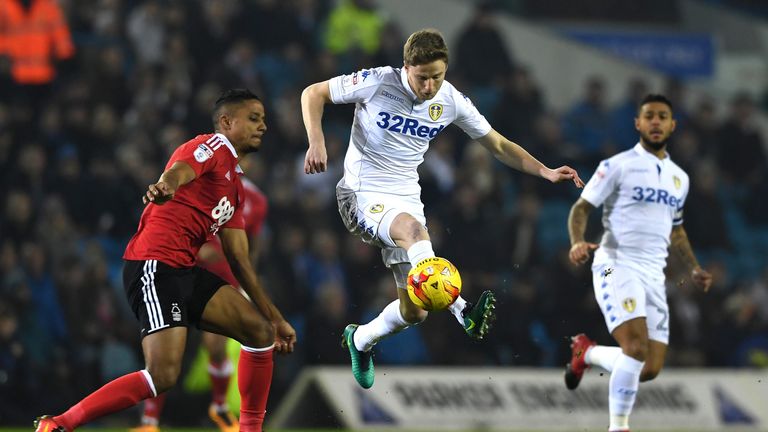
[545,166,585,188]
[143,181,175,205]
[304,144,328,174]
[569,241,598,266]
[691,266,712,293]
[273,319,297,354]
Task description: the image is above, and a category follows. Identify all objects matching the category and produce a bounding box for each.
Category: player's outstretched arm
[476,129,585,188]
[301,81,333,174]
[143,161,197,205]
[670,225,712,292]
[568,198,598,266]
[220,227,297,353]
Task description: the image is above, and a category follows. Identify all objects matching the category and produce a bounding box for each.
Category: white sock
[448,296,468,325]
[586,345,623,372]
[353,299,409,352]
[608,353,644,431]
[406,240,435,268]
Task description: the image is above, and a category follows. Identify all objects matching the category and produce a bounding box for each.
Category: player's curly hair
[403,29,449,66]
[212,88,261,129]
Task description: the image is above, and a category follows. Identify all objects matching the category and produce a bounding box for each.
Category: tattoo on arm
[568,199,593,244]
[670,225,699,271]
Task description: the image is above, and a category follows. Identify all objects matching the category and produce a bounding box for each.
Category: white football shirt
[581,143,690,275]
[328,66,491,195]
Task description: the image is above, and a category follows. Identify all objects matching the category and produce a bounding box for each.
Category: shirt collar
[216,132,239,159]
[633,142,668,161]
[399,67,418,101]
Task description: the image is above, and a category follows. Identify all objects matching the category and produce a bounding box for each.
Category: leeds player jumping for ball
[301,28,584,389]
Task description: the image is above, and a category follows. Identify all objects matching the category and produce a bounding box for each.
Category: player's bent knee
[622,339,649,361]
[238,312,275,347]
[640,365,662,382]
[390,213,428,245]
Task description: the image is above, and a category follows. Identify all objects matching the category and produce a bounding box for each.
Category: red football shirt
[124,133,246,268]
[197,176,268,285]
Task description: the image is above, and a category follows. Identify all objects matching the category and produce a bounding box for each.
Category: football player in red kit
[34,89,295,432]
[131,157,269,432]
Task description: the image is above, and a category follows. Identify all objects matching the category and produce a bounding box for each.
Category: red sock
[141,392,167,425]
[238,346,274,432]
[54,371,155,430]
[208,359,233,408]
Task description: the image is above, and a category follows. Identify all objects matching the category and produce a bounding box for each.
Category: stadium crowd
[1,0,766,426]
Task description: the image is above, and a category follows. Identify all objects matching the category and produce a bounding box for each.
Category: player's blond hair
[403,29,449,66]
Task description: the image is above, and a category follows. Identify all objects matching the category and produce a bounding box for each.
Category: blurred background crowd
[1,0,767,427]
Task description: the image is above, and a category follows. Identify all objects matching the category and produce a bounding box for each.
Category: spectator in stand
[497,193,543,272]
[294,229,347,300]
[324,0,385,63]
[530,113,583,169]
[0,299,31,424]
[304,280,353,365]
[126,0,165,67]
[0,0,75,105]
[715,92,767,187]
[454,1,514,89]
[562,76,613,165]
[663,78,690,129]
[1,191,37,247]
[492,67,544,144]
[609,78,649,149]
[686,97,720,160]
[249,0,310,54]
[682,160,730,251]
[187,1,244,82]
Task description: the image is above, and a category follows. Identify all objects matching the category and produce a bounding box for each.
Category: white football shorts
[592,262,670,344]
[336,182,425,270]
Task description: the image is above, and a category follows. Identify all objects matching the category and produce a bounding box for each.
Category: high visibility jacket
[0,0,75,85]
[324,0,383,55]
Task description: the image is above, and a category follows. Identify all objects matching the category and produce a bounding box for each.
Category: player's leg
[565,264,648,432]
[36,362,163,432]
[339,188,495,341]
[36,327,181,431]
[135,334,239,432]
[566,265,636,389]
[39,327,186,432]
[342,261,422,388]
[387,212,496,339]
[202,331,239,432]
[130,331,185,432]
[198,285,274,432]
[335,189,418,388]
[609,318,648,432]
[641,340,667,382]
[604,266,650,432]
[639,280,670,383]
[36,260,190,432]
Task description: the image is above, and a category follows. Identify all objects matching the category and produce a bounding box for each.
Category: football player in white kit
[301,28,584,389]
[565,94,712,432]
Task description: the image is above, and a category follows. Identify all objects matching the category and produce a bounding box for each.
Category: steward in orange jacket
[0,0,75,85]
